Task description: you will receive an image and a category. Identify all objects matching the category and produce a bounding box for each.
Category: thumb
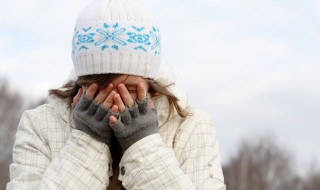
[149,97,155,109]
[73,88,83,105]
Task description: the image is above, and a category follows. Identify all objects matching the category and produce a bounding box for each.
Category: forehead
[111,75,147,86]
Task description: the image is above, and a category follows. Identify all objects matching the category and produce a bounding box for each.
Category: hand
[72,83,117,148]
[109,82,159,152]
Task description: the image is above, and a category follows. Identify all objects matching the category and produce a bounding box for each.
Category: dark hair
[49,74,189,121]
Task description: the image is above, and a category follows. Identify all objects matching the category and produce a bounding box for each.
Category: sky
[1,0,320,173]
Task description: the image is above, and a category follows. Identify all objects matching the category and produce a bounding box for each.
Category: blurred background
[1,0,320,188]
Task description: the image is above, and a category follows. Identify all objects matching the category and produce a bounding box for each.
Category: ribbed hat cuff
[72,52,161,79]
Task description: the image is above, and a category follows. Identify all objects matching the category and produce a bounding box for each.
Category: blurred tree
[0,79,23,186]
[222,133,320,190]
[223,133,297,190]
[0,78,45,189]
[302,165,320,190]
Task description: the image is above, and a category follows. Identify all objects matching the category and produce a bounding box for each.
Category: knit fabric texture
[72,93,115,147]
[110,98,159,152]
[72,0,161,79]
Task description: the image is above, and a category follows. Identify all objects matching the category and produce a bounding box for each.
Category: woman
[7,0,226,189]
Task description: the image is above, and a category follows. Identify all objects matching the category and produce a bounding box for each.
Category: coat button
[121,166,126,175]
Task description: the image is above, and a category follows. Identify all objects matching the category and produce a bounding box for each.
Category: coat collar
[47,94,73,127]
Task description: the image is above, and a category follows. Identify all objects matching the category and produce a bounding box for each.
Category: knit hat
[71,0,161,79]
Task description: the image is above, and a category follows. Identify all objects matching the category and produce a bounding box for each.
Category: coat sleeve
[118,109,226,190]
[176,110,226,189]
[7,109,112,189]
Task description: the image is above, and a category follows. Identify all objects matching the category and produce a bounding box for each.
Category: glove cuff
[117,124,158,152]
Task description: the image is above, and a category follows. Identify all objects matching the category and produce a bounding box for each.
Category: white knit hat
[71,0,161,79]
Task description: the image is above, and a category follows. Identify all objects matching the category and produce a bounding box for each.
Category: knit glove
[72,93,115,148]
[110,97,159,152]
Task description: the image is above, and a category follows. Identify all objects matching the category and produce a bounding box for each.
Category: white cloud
[195,0,309,22]
[152,0,320,168]
[0,0,93,98]
[147,0,320,167]
[0,34,11,47]
[0,44,73,99]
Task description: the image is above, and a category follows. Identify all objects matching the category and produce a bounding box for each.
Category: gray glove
[110,98,159,152]
[72,93,115,148]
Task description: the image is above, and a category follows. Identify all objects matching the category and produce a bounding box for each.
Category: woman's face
[110,75,149,101]
[82,75,149,104]
[76,74,150,115]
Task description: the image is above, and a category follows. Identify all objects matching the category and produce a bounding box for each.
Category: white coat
[7,68,226,190]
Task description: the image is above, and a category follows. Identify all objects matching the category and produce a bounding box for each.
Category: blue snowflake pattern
[82,27,92,32]
[134,46,147,52]
[77,33,95,45]
[94,23,127,50]
[79,46,88,50]
[150,26,161,55]
[102,45,108,51]
[72,30,79,53]
[132,26,145,32]
[73,23,161,55]
[127,33,151,45]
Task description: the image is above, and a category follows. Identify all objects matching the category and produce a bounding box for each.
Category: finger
[114,93,125,113]
[103,90,116,108]
[73,88,83,104]
[137,82,146,101]
[95,83,113,104]
[85,83,99,99]
[149,97,155,109]
[108,105,119,125]
[111,105,119,113]
[109,115,117,125]
[118,83,134,108]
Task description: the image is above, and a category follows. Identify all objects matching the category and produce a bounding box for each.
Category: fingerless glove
[110,98,159,152]
[72,93,115,148]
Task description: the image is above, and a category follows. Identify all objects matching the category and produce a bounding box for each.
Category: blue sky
[1,0,320,173]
